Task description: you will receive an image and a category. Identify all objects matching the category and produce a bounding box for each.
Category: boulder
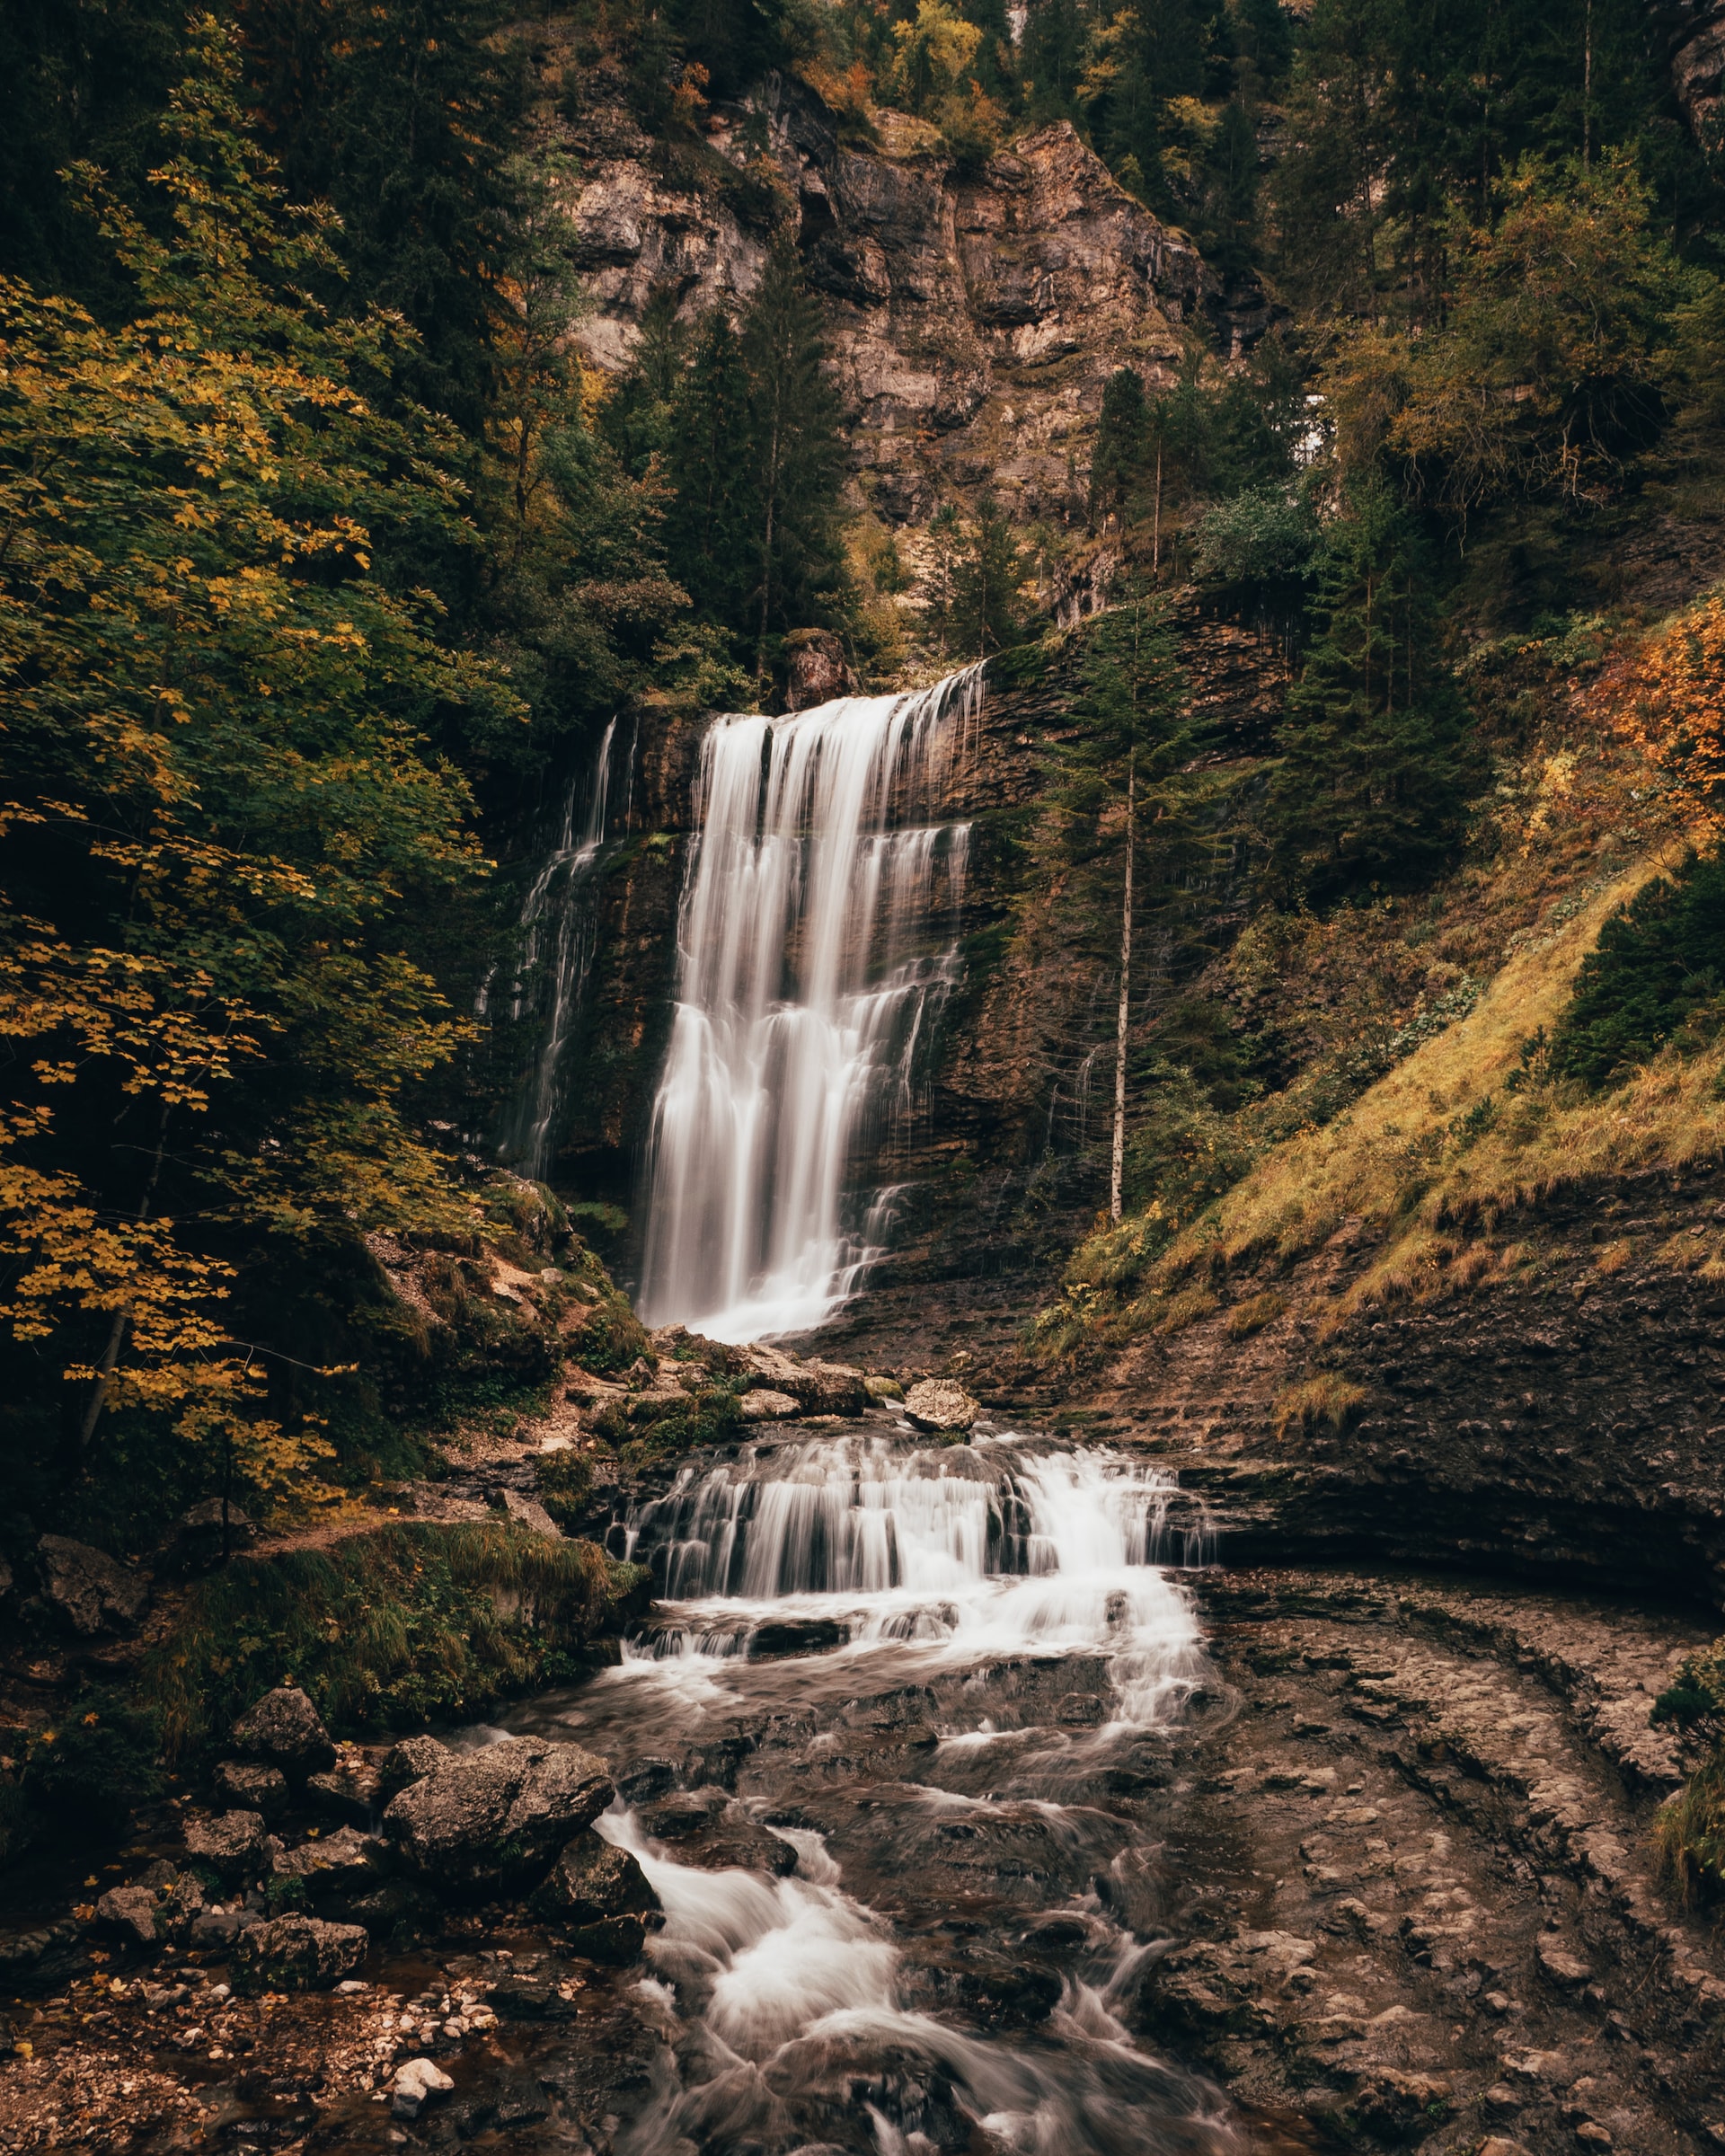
[93,1886,159,1950]
[532,1833,659,1962]
[500,1488,562,1539]
[231,1688,335,1780]
[348,1878,440,1943]
[903,1379,978,1436]
[863,1374,905,1402]
[187,1907,258,1951]
[392,2057,454,2123]
[377,1736,453,1804]
[305,1754,381,1825]
[269,1826,383,1913]
[382,1736,614,1896]
[1535,1938,1593,1987]
[35,1536,150,1637]
[183,1808,270,1887]
[232,1913,367,1994]
[157,1872,205,1940]
[739,1390,801,1423]
[213,1761,289,1823]
[162,1498,257,1573]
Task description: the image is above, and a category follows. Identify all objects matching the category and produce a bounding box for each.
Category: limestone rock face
[562,75,1243,529]
[904,1378,978,1434]
[783,628,856,711]
[382,1736,615,1896]
[500,1488,563,1539]
[231,1688,336,1780]
[232,1913,367,1993]
[36,1536,150,1637]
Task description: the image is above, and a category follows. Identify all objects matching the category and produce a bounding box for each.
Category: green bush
[22,1689,164,1833]
[141,1524,646,1763]
[1550,850,1725,1087]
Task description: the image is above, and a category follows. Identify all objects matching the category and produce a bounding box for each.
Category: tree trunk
[73,1101,171,1472]
[1110,754,1135,1225]
[1153,446,1163,576]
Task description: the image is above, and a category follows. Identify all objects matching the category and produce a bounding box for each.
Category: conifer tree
[1262,477,1473,903]
[739,234,847,673]
[951,499,1031,658]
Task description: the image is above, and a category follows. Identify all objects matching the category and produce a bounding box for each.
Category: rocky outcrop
[183,1809,270,1888]
[382,1736,615,1896]
[1097,1162,1725,1607]
[1649,0,1725,141]
[904,1377,978,1434]
[531,1832,660,1961]
[559,64,1238,529]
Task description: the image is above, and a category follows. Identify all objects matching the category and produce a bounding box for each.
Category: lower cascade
[495,1430,1238,2156]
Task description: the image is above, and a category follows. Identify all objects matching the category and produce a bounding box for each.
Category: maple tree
[0,20,507,1507]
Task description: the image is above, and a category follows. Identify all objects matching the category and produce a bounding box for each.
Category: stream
[476,1422,1277,2156]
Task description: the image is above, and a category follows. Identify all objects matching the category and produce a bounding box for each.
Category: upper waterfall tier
[638,667,982,1341]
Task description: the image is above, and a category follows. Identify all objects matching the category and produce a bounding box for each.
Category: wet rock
[0,1922,93,1994]
[233,1913,367,1993]
[490,1965,580,2020]
[347,1878,440,1943]
[36,1535,150,1637]
[739,1389,802,1423]
[945,1956,1063,2027]
[616,1755,677,1803]
[93,1886,159,1950]
[377,1735,452,1803]
[638,1789,728,1840]
[1055,1690,1105,1727]
[231,1687,335,1780]
[500,1488,562,1539]
[162,1498,256,1573]
[903,1379,978,1435]
[1477,2143,1532,2156]
[783,628,855,711]
[183,1809,270,1887]
[391,2056,454,2121]
[678,1821,800,1878]
[213,1760,289,1822]
[382,1736,614,1896]
[739,1344,869,1416]
[533,1833,659,1961]
[306,1754,381,1825]
[863,1374,905,1402]
[748,1616,847,1658]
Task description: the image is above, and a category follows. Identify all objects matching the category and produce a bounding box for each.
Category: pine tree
[1036,595,1206,1218]
[1091,367,1148,527]
[1263,477,1473,903]
[739,234,847,673]
[664,307,757,630]
[951,499,1031,658]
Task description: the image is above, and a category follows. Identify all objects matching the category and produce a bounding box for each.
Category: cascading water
[490,1428,1243,2156]
[637,668,981,1342]
[497,718,628,1177]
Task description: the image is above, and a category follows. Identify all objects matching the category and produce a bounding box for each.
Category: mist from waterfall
[638,667,981,1341]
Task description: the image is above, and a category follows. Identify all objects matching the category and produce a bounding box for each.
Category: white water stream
[510,1432,1234,2155]
[638,669,981,1341]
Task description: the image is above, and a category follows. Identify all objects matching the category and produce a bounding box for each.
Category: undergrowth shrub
[20,1689,164,1833]
[142,1524,645,1763]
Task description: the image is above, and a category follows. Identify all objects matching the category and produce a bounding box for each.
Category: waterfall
[638,668,981,1341]
[498,719,624,1178]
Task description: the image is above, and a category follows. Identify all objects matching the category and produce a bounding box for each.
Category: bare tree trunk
[1110,754,1135,1224]
[1153,447,1163,576]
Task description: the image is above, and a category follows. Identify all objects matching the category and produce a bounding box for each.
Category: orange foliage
[1597,595,1725,843]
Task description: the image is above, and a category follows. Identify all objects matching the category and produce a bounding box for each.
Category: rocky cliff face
[1650,0,1725,141]
[555,51,1265,528]
[1069,1162,1725,1611]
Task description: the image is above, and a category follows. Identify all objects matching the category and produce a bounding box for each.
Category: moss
[141,1523,648,1764]
[591,1386,744,1472]
[535,1445,596,1532]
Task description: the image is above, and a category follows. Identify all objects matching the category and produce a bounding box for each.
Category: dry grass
[1226,1289,1288,1338]
[1594,1236,1636,1275]
[1156,1284,1220,1335]
[1144,848,1725,1335]
[1272,1373,1370,1440]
